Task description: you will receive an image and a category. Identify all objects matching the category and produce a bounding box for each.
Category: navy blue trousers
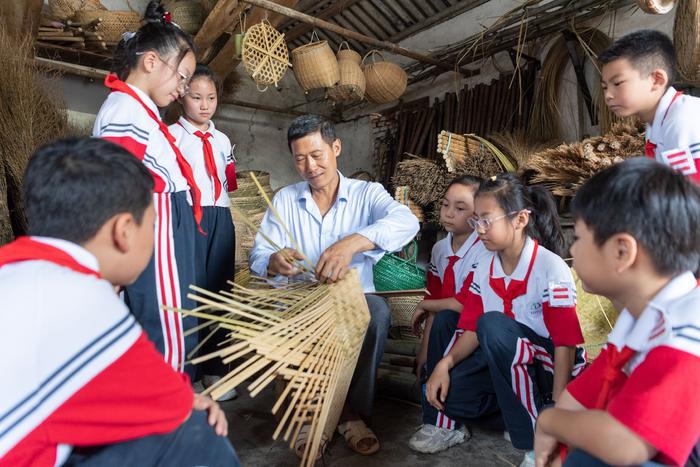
[64,410,239,466]
[423,311,584,449]
[124,191,198,378]
[563,449,667,466]
[195,206,235,377]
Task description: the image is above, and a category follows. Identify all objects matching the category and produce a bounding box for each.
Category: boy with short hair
[533,157,700,466]
[0,138,238,466]
[600,29,700,182]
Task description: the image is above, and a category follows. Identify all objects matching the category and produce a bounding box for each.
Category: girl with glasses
[93,0,202,379]
[420,173,586,465]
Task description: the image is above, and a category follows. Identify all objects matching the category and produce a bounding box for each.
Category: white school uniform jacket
[426,230,490,299]
[0,237,192,467]
[645,86,700,183]
[169,117,233,208]
[457,236,584,347]
[93,84,190,194]
[567,272,700,466]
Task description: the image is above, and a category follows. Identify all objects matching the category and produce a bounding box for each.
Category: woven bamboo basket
[241,20,290,89]
[73,7,141,42]
[236,170,271,188]
[327,43,365,103]
[674,0,700,85]
[291,32,340,92]
[48,0,104,20]
[362,50,407,104]
[388,294,422,328]
[637,0,675,13]
[166,0,205,34]
[230,196,267,213]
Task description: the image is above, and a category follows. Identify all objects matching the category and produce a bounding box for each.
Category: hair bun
[143,0,166,24]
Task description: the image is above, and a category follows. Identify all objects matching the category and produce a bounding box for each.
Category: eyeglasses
[137,52,191,95]
[468,210,527,231]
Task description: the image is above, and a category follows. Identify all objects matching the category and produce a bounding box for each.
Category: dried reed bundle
[572,268,619,360]
[452,144,508,179]
[489,130,556,169]
[0,27,68,245]
[523,121,644,197]
[181,269,370,467]
[392,158,450,206]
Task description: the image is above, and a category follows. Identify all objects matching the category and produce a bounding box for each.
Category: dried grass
[0,26,68,245]
[392,158,450,207]
[489,130,556,169]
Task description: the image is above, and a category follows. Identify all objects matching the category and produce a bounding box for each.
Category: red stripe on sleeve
[102,135,146,160]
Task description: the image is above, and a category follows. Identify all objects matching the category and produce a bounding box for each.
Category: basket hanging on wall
[291,31,340,92]
[362,50,407,104]
[326,41,365,103]
[637,0,675,13]
[72,0,141,43]
[163,0,205,35]
[674,0,700,85]
[241,19,290,91]
[48,0,104,21]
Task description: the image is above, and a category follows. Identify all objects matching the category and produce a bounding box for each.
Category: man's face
[290,131,341,191]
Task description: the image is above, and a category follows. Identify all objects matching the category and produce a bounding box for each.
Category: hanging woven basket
[674,0,700,85]
[241,20,290,90]
[362,50,407,104]
[291,31,340,92]
[165,0,205,34]
[327,41,365,103]
[48,0,104,21]
[637,0,675,13]
[72,0,141,43]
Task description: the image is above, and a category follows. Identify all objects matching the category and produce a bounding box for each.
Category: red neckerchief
[488,240,539,318]
[0,237,100,278]
[442,236,481,298]
[645,90,683,158]
[104,74,204,232]
[193,130,223,201]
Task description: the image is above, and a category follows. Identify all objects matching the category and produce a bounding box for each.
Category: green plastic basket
[373,241,426,292]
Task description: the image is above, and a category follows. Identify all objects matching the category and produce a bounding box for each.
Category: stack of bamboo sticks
[37,16,110,52]
[436,130,482,173]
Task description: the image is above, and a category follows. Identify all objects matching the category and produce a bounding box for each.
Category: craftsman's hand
[426,359,451,412]
[193,394,228,437]
[411,302,429,336]
[268,248,304,277]
[316,235,361,283]
[534,411,560,467]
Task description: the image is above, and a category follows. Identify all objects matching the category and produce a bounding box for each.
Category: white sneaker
[519,450,535,467]
[408,424,466,454]
[503,431,511,442]
[202,375,238,401]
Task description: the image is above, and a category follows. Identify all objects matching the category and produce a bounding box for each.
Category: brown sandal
[337,420,380,455]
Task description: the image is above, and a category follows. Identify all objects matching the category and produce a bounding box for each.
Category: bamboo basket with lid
[291,31,340,92]
[362,50,407,104]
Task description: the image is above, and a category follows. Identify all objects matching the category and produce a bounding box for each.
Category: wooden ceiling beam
[388,0,490,44]
[284,0,364,42]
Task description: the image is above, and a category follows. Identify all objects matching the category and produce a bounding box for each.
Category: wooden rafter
[283,0,363,43]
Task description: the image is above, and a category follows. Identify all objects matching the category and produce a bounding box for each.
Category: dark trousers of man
[424,310,580,450]
[563,449,667,466]
[345,294,392,420]
[64,411,239,466]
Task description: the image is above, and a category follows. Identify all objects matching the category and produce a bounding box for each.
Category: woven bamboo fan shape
[674,0,700,85]
[637,0,675,13]
[362,50,407,104]
[183,269,371,467]
[327,42,365,103]
[242,20,290,89]
[292,31,340,92]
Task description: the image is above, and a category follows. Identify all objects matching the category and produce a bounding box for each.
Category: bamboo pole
[239,0,476,77]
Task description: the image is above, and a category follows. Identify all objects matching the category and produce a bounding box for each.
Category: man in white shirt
[249,114,420,454]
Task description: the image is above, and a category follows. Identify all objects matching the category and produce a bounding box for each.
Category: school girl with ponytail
[92,0,201,377]
[412,174,586,463]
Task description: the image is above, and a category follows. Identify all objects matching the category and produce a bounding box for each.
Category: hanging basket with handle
[373,241,426,292]
[362,50,407,104]
[327,41,365,103]
[291,31,340,92]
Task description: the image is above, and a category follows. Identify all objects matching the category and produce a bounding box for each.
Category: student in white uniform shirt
[169,64,238,400]
[249,114,419,457]
[414,174,585,465]
[600,29,700,184]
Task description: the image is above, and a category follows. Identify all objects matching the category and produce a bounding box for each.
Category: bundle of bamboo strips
[37,15,108,52]
[436,130,481,172]
[392,158,450,206]
[394,186,424,222]
[181,269,370,467]
[522,120,644,197]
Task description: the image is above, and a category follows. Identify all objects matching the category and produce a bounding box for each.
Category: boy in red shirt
[0,138,238,466]
[533,158,700,466]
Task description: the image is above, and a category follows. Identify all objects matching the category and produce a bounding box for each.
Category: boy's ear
[610,232,639,274]
[112,213,136,254]
[650,68,669,91]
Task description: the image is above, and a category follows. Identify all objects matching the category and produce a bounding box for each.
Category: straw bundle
[489,131,556,169]
[0,28,68,245]
[674,0,700,85]
[523,121,644,197]
[392,158,450,206]
[572,268,619,360]
[182,269,370,467]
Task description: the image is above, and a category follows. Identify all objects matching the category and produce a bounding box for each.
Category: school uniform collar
[125,82,160,118]
[297,171,349,203]
[30,236,101,273]
[177,116,214,135]
[447,230,480,258]
[609,271,697,352]
[491,236,535,281]
[647,86,678,141]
